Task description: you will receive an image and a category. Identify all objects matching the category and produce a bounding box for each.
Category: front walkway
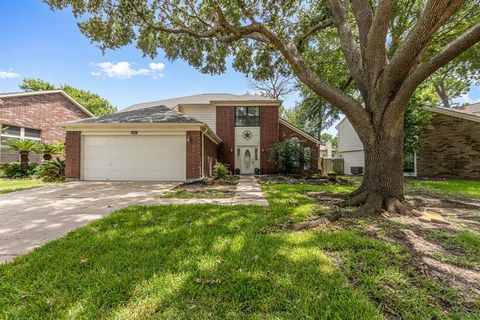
[156,175,269,206]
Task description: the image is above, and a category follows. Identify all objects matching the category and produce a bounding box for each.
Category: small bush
[0,162,39,179]
[269,139,311,174]
[327,170,337,175]
[38,159,65,182]
[213,163,229,180]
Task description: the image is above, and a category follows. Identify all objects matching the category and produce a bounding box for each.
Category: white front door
[239,146,257,174]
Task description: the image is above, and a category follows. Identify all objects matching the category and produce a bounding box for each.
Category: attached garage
[83,135,186,181]
[62,105,221,182]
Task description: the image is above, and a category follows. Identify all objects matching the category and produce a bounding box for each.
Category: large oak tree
[44,0,480,214]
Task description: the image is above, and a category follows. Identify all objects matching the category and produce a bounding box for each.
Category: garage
[83,135,186,181]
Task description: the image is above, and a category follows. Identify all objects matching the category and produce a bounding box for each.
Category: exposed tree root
[292,191,410,231]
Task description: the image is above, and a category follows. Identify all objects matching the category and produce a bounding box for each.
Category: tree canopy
[19,78,116,116]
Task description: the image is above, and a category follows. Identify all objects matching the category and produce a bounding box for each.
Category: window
[235,107,259,127]
[403,153,415,173]
[3,125,21,136]
[1,125,41,140]
[303,147,311,171]
[24,128,41,139]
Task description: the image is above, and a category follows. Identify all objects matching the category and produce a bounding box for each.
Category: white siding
[179,105,216,132]
[340,150,365,175]
[337,118,363,152]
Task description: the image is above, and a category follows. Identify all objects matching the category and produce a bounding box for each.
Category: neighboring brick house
[337,104,480,179]
[0,90,93,162]
[63,94,322,181]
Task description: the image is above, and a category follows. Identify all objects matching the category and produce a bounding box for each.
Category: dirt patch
[158,177,238,199]
[258,174,355,186]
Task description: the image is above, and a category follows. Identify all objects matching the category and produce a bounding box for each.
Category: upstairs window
[235,107,259,127]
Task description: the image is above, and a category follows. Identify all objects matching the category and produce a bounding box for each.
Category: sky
[1,0,480,134]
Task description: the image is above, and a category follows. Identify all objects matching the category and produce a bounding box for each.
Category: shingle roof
[456,102,480,116]
[69,105,202,124]
[122,93,279,112]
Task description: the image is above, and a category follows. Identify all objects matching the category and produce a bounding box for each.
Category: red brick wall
[260,106,280,174]
[417,114,480,179]
[203,135,218,177]
[0,92,91,143]
[65,131,81,179]
[186,131,202,179]
[215,106,235,170]
[279,122,319,173]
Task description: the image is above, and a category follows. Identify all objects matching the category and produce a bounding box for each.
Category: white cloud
[91,61,165,79]
[149,62,165,72]
[0,70,20,79]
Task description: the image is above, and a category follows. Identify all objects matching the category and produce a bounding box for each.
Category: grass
[158,188,234,199]
[0,178,49,194]
[342,176,480,199]
[427,229,480,270]
[405,178,480,199]
[0,182,478,319]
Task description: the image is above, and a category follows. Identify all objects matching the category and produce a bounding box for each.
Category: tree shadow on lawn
[1,197,476,319]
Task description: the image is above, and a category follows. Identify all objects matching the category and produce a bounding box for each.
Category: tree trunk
[346,124,407,215]
[20,151,29,171]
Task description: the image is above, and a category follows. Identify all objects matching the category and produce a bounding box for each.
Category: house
[337,104,480,178]
[63,93,321,181]
[0,90,93,162]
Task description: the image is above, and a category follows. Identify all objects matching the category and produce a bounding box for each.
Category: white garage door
[83,135,186,181]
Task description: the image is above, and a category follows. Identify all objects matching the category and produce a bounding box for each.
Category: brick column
[186,131,202,179]
[65,131,81,180]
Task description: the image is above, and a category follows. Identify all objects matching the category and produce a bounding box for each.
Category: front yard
[0,179,49,194]
[0,178,479,318]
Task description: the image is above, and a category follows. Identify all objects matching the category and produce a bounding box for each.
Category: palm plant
[4,139,40,171]
[38,142,65,161]
[38,158,65,182]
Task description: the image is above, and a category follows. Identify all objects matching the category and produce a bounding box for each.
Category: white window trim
[0,126,41,141]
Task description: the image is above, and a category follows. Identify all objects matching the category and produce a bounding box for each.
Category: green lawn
[343,176,480,199]
[0,179,49,194]
[405,178,480,199]
[0,182,478,319]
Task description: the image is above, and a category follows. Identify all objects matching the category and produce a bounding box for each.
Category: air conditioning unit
[351,166,364,175]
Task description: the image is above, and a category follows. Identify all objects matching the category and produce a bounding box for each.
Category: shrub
[38,142,65,160]
[269,139,311,174]
[327,170,337,175]
[0,162,39,179]
[38,159,65,182]
[213,163,229,180]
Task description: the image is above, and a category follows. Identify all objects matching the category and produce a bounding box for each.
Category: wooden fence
[318,157,344,175]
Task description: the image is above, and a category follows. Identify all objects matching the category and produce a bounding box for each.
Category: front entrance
[238,146,259,174]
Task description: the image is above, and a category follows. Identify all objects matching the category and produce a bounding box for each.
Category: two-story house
[63,93,321,181]
[0,90,93,163]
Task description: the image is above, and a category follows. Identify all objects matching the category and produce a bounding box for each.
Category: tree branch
[296,18,334,48]
[390,21,480,118]
[327,0,368,99]
[351,0,373,55]
[383,0,465,95]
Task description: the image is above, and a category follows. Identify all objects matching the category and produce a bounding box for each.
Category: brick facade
[417,113,480,179]
[203,135,218,177]
[0,92,91,144]
[260,106,280,174]
[65,131,81,180]
[279,122,319,173]
[186,131,202,179]
[215,106,235,169]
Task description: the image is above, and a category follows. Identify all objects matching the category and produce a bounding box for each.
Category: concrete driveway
[0,181,178,264]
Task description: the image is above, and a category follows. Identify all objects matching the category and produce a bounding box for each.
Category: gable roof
[0,90,95,117]
[67,105,202,125]
[425,106,480,123]
[279,118,321,146]
[123,93,280,112]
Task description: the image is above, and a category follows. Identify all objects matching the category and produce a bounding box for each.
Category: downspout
[201,126,208,179]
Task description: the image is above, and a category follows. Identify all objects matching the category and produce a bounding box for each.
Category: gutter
[201,127,208,179]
